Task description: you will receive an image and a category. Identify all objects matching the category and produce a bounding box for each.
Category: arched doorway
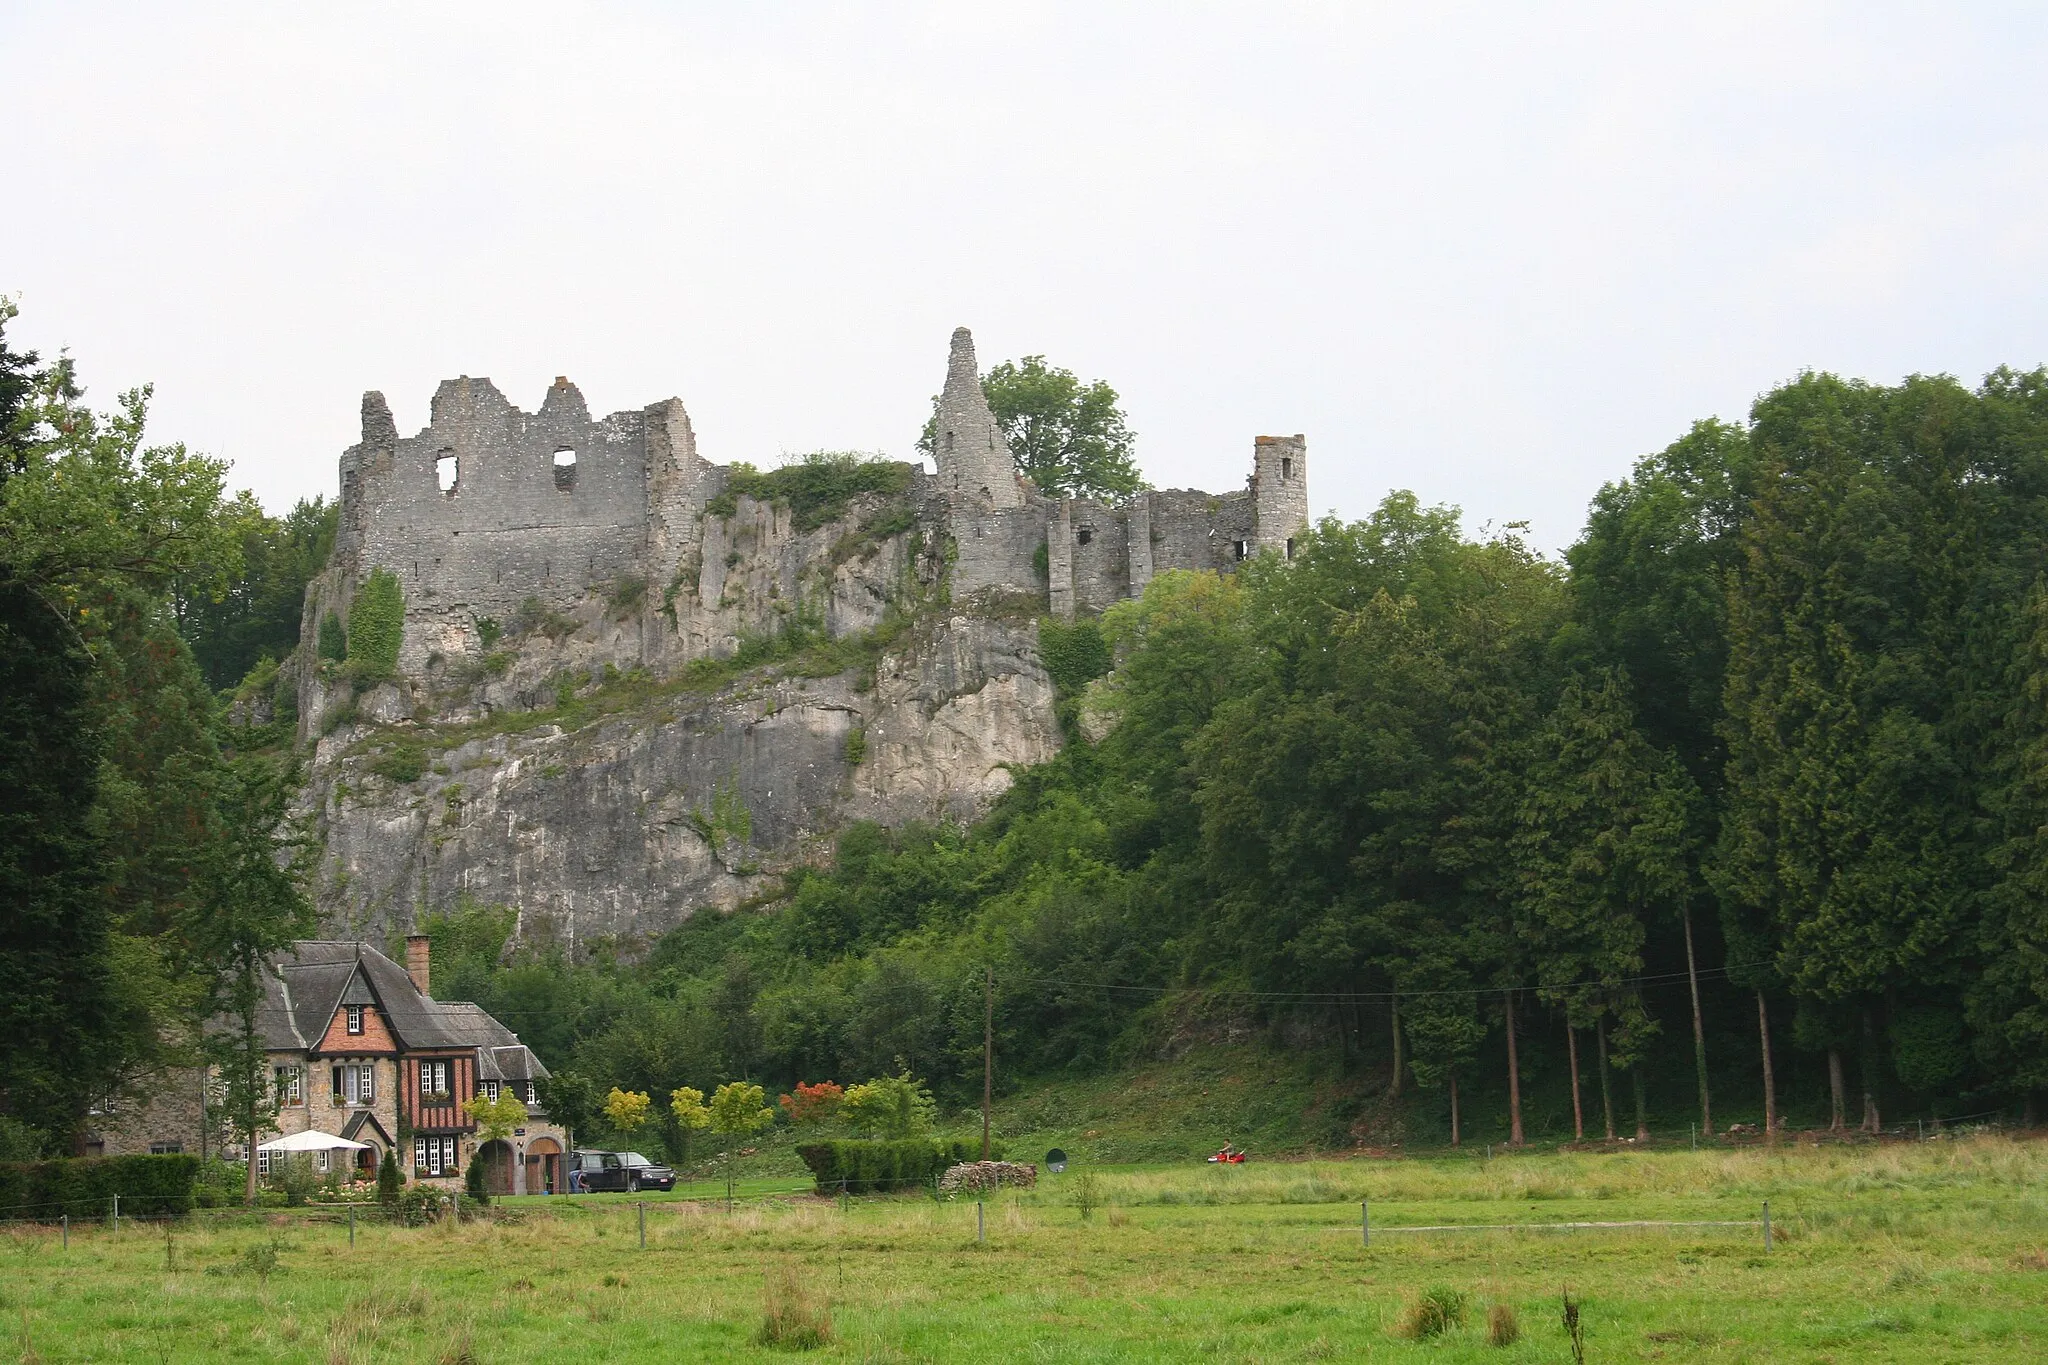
[525,1137,562,1195]
[478,1139,516,1195]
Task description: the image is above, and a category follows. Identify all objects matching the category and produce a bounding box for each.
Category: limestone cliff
[303,610,1057,948]
[288,328,1304,950]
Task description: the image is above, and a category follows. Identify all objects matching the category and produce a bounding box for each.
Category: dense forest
[8,296,2048,1161]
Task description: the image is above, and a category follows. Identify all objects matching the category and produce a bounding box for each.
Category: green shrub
[512,596,578,640]
[707,453,914,532]
[346,567,405,680]
[388,1185,444,1226]
[464,1156,490,1206]
[369,740,427,784]
[271,1153,319,1207]
[1037,617,1111,694]
[793,1139,1001,1195]
[607,575,648,617]
[475,616,503,649]
[843,726,866,766]
[377,1149,402,1204]
[0,1153,201,1220]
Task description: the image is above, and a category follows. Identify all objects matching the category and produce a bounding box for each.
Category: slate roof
[255,941,549,1081]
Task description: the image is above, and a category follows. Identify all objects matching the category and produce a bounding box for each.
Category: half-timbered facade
[90,937,566,1192]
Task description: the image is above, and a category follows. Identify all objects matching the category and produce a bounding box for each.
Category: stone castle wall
[300,327,1310,724]
[291,327,1314,947]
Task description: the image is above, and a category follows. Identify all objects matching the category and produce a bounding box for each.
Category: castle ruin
[309,325,1308,716]
[293,327,1310,943]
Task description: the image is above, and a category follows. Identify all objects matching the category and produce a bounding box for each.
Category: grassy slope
[9,1138,2047,1362]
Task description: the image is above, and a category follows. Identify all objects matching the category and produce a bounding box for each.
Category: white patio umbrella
[257,1130,371,1153]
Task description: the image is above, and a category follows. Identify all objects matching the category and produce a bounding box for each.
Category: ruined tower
[1250,434,1309,559]
[933,327,1022,509]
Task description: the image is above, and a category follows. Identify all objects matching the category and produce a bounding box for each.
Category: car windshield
[623,1153,657,1167]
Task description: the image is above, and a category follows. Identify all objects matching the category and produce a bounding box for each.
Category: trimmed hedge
[0,1154,201,1220]
[794,1139,1005,1195]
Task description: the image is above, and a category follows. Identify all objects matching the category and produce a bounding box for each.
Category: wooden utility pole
[1757,989,1777,1145]
[1682,904,1712,1138]
[982,966,993,1160]
[1505,993,1524,1147]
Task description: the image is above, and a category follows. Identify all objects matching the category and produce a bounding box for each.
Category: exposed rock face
[291,328,1306,950]
[305,616,1058,948]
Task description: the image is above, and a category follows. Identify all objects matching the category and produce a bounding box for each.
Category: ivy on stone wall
[317,610,347,662]
[1037,616,1111,695]
[345,567,404,681]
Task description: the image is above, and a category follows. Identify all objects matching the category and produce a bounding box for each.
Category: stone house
[91,937,568,1195]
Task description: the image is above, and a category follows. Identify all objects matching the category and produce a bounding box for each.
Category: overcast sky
[7,2,2046,551]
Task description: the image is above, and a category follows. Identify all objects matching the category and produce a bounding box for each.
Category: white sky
[6,2,2045,552]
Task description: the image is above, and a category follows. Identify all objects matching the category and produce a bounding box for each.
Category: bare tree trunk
[1450,1074,1461,1148]
[1682,905,1712,1137]
[1389,996,1404,1098]
[1566,1022,1584,1142]
[1596,1016,1616,1141]
[1756,989,1777,1145]
[1632,1065,1649,1141]
[1827,1049,1846,1132]
[1860,1008,1881,1134]
[1505,994,1525,1147]
[244,1098,259,1206]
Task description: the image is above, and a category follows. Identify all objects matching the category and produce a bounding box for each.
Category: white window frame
[316,1150,329,1173]
[423,1060,449,1099]
[346,1005,365,1035]
[524,1081,536,1105]
[413,1135,457,1177]
[256,1149,271,1177]
[482,1079,499,1100]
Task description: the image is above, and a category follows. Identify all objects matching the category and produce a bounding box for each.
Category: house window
[274,1065,303,1106]
[316,1150,330,1173]
[149,1142,182,1155]
[421,1060,450,1099]
[414,1135,458,1177]
[481,1079,500,1101]
[346,1005,364,1035]
[256,1149,271,1177]
[523,1082,536,1105]
[332,1064,375,1106]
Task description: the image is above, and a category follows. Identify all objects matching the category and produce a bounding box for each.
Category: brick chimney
[405,934,431,997]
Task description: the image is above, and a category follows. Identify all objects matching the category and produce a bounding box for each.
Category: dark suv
[570,1150,676,1193]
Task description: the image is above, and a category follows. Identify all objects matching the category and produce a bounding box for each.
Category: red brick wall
[318,1003,395,1055]
[405,1053,475,1132]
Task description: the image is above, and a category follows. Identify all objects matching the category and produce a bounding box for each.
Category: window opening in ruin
[1078,527,1094,546]
[1281,457,1292,480]
[1286,537,1296,561]
[945,430,956,454]
[554,447,577,491]
[436,452,458,494]
[1234,540,1249,561]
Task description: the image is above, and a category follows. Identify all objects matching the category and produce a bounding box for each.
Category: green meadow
[5,1137,2047,1362]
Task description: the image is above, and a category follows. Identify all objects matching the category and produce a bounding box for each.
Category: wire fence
[0,1109,2021,1234]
